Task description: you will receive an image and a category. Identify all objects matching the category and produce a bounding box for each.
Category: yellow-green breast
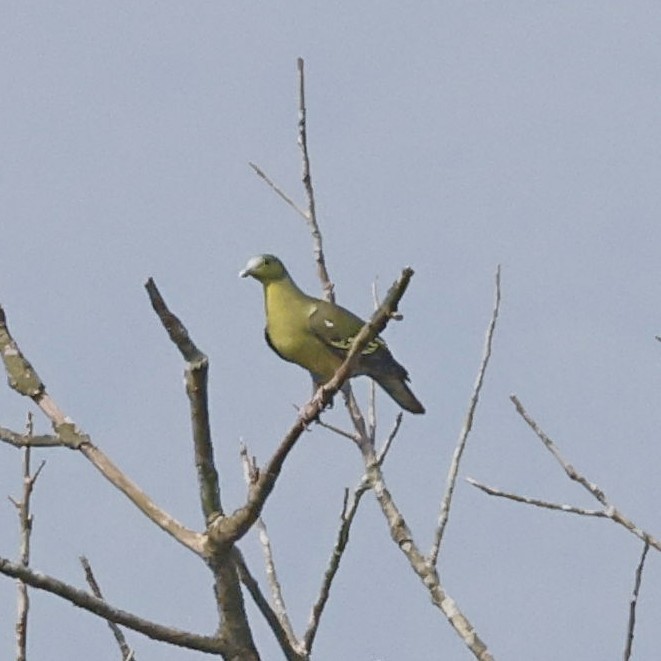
[264,278,343,380]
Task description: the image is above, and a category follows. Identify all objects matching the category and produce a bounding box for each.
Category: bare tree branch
[248,162,309,221]
[144,278,259,655]
[80,556,136,660]
[145,277,221,523]
[1,427,59,447]
[233,549,306,661]
[341,387,370,450]
[430,266,501,564]
[623,541,650,661]
[510,396,661,552]
[362,446,494,661]
[466,478,608,517]
[302,480,369,652]
[0,556,227,654]
[10,412,45,661]
[316,420,359,443]
[376,413,403,465]
[0,304,205,557]
[240,446,297,646]
[296,57,334,304]
[511,395,608,504]
[301,414,401,653]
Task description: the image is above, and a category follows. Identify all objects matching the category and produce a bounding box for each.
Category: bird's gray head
[239,254,288,283]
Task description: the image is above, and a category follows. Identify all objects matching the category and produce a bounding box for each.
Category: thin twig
[376,413,403,465]
[233,549,306,661]
[429,265,501,565]
[623,541,650,661]
[11,412,45,661]
[302,480,369,652]
[304,410,403,651]
[341,387,369,449]
[509,396,661,552]
[316,420,359,443]
[466,478,608,517]
[239,446,297,645]
[511,395,608,505]
[248,162,309,221]
[367,379,377,445]
[80,556,136,660]
[296,57,334,303]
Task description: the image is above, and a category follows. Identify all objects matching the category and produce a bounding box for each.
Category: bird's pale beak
[239,256,263,278]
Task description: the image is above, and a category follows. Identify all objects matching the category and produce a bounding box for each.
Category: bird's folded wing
[308,301,386,358]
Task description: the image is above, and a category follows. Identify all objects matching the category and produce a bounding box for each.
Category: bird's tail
[376,375,425,414]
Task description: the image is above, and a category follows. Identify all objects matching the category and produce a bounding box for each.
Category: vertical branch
[296,57,334,303]
[623,541,650,661]
[10,412,45,661]
[145,278,222,523]
[239,445,297,646]
[429,266,501,565]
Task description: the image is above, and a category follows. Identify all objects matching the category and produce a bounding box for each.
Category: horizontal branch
[0,557,225,654]
[466,478,608,517]
[0,426,60,447]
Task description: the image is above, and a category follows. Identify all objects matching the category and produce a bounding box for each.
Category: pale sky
[2,3,661,660]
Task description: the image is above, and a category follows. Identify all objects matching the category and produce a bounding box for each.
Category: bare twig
[511,395,607,505]
[376,413,403,465]
[302,416,402,653]
[145,277,221,523]
[233,549,306,661]
[302,480,370,652]
[624,541,650,661]
[296,57,334,303]
[316,419,359,443]
[80,556,135,660]
[0,556,227,654]
[11,412,45,661]
[429,265,501,565]
[466,478,608,517]
[239,446,297,645]
[248,162,309,221]
[367,378,377,444]
[341,387,369,449]
[510,396,661,552]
